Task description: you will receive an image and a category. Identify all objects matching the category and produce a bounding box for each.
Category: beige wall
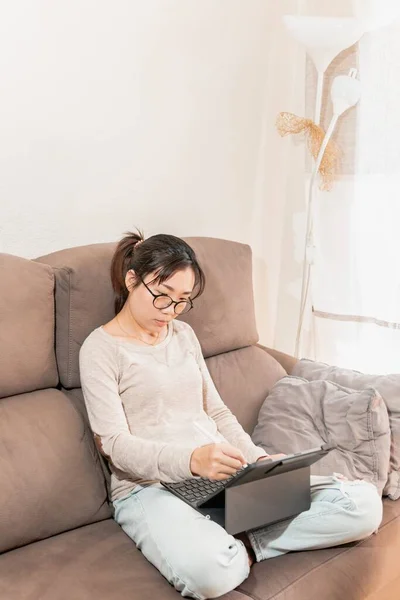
[0,1,359,354]
[298,0,353,17]
[0,0,301,352]
[0,1,271,256]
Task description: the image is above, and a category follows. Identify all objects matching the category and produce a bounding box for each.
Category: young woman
[79,231,383,600]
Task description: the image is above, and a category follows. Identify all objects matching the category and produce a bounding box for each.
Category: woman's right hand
[190,443,247,480]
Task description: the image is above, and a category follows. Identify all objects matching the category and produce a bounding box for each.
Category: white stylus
[193,421,248,468]
[193,421,222,443]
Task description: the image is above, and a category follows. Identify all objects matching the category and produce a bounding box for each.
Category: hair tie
[135,239,144,249]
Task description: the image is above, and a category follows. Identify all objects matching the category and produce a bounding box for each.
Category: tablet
[226,445,331,487]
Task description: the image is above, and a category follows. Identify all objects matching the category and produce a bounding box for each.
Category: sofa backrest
[0,254,110,554]
[0,254,58,398]
[36,237,286,433]
[35,237,260,389]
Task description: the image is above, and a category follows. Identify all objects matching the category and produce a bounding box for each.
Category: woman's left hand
[257,453,286,462]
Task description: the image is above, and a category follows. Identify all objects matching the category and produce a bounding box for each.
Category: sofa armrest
[256,344,298,375]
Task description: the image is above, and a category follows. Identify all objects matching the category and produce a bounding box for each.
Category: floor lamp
[282,16,364,358]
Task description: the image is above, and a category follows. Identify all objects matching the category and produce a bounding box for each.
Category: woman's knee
[177,537,249,599]
[344,482,383,539]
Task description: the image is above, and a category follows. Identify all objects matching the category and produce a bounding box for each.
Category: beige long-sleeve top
[79,319,266,502]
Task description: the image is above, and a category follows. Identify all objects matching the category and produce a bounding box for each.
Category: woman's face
[124,267,196,332]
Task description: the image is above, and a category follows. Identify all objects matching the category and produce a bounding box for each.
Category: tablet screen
[226,446,331,487]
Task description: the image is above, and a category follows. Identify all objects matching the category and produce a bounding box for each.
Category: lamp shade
[283,16,365,73]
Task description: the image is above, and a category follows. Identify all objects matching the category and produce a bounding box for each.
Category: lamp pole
[282,16,364,357]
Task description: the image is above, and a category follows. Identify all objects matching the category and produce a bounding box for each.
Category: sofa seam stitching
[66,267,72,388]
[49,267,60,387]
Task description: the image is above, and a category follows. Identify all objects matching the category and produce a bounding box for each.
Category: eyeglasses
[140,276,193,315]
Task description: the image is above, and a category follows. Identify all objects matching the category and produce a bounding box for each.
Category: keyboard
[162,468,246,508]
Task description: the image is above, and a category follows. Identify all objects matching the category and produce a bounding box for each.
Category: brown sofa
[1,237,399,600]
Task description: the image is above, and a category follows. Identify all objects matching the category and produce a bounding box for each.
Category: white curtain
[310,21,400,374]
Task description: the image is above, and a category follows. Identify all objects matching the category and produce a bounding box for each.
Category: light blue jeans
[113,475,383,600]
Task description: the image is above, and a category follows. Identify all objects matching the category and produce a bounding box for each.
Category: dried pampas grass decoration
[276,112,341,191]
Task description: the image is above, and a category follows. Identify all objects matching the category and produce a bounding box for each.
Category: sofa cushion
[62,387,112,496]
[237,498,400,600]
[1,502,399,600]
[35,243,116,389]
[252,376,391,495]
[0,388,110,553]
[0,519,247,600]
[36,238,259,389]
[292,359,400,500]
[206,345,286,435]
[0,254,58,398]
[180,237,258,358]
[257,344,299,376]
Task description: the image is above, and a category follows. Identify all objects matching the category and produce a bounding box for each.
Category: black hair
[110,228,206,314]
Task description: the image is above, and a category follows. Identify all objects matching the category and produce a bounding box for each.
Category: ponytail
[110,228,144,314]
